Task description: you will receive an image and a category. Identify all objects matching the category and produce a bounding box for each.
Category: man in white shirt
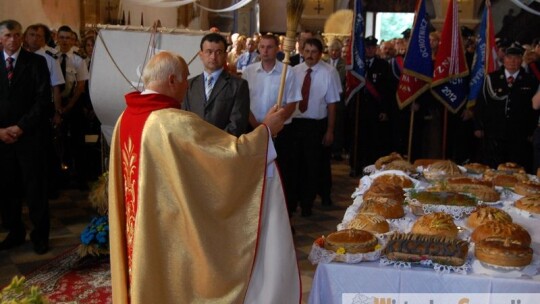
[290,38,341,216]
[236,37,259,72]
[242,34,301,217]
[56,25,90,189]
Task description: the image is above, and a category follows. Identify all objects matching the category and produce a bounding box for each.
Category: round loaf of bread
[372,174,413,188]
[514,180,540,196]
[413,158,443,168]
[325,229,378,254]
[483,169,528,188]
[467,206,512,229]
[515,195,540,214]
[497,162,526,174]
[363,183,404,204]
[384,160,416,174]
[446,177,493,187]
[471,221,531,246]
[464,163,490,174]
[347,213,390,234]
[411,212,458,238]
[375,152,403,169]
[474,237,533,267]
[424,160,463,181]
[360,197,405,219]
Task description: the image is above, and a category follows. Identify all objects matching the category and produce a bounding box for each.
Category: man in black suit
[348,36,394,175]
[474,45,540,172]
[0,19,52,254]
[182,33,250,136]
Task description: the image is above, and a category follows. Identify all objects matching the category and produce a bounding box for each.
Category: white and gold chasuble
[108,92,300,304]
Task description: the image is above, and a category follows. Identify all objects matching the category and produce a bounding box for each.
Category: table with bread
[308,155,540,304]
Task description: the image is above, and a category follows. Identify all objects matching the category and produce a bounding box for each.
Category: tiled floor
[0,160,359,303]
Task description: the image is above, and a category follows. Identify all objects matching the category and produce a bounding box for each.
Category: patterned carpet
[0,160,359,303]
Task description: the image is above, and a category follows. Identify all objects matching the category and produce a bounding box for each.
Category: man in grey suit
[182,33,250,136]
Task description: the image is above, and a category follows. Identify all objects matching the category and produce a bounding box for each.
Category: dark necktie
[299,68,312,113]
[6,56,14,83]
[60,53,67,79]
[507,75,514,87]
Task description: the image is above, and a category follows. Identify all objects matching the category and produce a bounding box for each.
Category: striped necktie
[6,57,14,83]
[205,75,214,101]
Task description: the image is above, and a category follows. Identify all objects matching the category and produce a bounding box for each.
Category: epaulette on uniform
[45,50,58,59]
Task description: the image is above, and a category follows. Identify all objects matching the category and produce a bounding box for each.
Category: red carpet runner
[24,247,112,303]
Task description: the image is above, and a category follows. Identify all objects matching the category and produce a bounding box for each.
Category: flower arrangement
[0,276,48,303]
[78,172,110,257]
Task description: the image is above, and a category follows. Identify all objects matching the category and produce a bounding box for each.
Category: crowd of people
[0,20,99,254]
[2,17,540,258]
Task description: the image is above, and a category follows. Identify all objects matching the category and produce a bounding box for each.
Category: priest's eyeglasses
[203,49,225,56]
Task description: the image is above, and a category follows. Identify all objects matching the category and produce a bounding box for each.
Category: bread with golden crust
[360,197,405,219]
[483,169,528,188]
[515,195,540,213]
[424,160,463,181]
[347,213,390,234]
[372,174,413,188]
[411,212,458,239]
[467,206,512,229]
[383,233,469,266]
[375,152,403,169]
[446,177,493,187]
[474,237,533,267]
[471,221,531,246]
[384,160,416,174]
[324,229,378,253]
[464,163,490,174]
[497,162,526,174]
[514,180,540,196]
[363,183,405,204]
[413,159,444,168]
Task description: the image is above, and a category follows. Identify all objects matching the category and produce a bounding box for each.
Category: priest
[108,51,301,303]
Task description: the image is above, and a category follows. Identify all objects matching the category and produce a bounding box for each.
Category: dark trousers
[279,118,327,213]
[0,137,50,242]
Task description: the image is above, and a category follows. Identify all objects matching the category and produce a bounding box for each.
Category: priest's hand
[262,105,285,137]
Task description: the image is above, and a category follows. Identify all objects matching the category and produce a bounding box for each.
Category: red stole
[119,91,180,284]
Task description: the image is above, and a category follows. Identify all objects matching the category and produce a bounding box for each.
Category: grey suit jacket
[182,70,250,136]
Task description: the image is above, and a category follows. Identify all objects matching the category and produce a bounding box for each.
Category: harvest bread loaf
[471,222,531,246]
[514,195,540,213]
[483,169,528,188]
[347,213,390,234]
[383,233,469,266]
[413,159,443,168]
[363,183,405,204]
[514,180,540,196]
[324,229,378,254]
[360,197,405,219]
[431,178,499,202]
[474,237,533,267]
[423,160,463,181]
[384,160,416,174]
[497,162,526,174]
[411,212,458,239]
[463,163,490,174]
[375,152,403,169]
[466,206,512,229]
[372,174,413,188]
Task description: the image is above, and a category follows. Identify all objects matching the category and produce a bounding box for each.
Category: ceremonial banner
[396,0,433,109]
[467,0,498,107]
[431,0,469,113]
[90,28,206,144]
[344,0,365,105]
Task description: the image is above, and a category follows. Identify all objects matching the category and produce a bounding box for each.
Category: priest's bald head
[142,51,189,103]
